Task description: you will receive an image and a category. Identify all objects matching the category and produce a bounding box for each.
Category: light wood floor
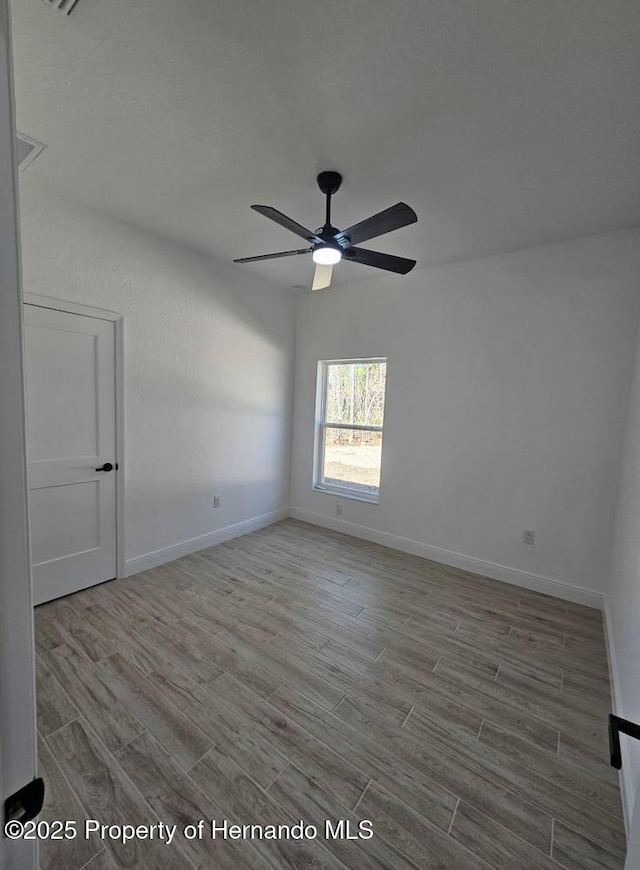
[35,519,624,870]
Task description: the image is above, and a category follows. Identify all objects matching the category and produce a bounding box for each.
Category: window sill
[312,485,379,505]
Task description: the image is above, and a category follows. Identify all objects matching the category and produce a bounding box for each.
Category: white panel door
[24,305,117,605]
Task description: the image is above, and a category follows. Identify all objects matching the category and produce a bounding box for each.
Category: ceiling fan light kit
[233,171,417,290]
[312,245,342,265]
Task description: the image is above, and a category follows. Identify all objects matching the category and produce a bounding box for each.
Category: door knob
[609,714,640,769]
[95,462,114,472]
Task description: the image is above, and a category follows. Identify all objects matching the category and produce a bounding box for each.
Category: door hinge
[3,777,45,825]
[609,714,640,769]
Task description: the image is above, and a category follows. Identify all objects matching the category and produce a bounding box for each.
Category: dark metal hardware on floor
[4,777,45,824]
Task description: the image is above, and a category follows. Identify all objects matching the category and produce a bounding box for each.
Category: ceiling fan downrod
[317,171,343,235]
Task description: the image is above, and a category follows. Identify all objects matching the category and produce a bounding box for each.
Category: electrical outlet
[213,495,221,508]
[335,503,343,516]
[522,530,535,545]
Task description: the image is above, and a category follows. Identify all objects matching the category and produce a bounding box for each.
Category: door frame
[24,293,126,580]
[0,0,38,865]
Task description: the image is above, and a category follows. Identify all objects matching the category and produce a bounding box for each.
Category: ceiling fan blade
[312,263,333,291]
[251,205,323,244]
[345,247,416,274]
[335,202,417,247]
[233,248,311,263]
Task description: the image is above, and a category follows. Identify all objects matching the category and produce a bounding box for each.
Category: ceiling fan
[233,171,418,290]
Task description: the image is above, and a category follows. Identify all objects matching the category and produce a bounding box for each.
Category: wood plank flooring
[35,519,625,869]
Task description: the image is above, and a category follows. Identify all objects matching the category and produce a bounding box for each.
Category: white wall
[607,318,640,841]
[18,183,294,567]
[290,230,640,601]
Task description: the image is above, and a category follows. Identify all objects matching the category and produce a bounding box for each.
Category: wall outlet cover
[523,530,536,545]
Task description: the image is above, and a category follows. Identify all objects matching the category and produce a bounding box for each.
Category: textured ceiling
[10,0,640,288]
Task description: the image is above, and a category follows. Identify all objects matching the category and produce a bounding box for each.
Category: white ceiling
[11,0,640,288]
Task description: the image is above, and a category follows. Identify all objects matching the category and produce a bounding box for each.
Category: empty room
[2,1,640,869]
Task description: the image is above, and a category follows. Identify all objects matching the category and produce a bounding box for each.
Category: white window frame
[313,357,387,504]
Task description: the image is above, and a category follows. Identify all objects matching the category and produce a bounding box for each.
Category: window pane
[322,427,382,494]
[325,362,386,426]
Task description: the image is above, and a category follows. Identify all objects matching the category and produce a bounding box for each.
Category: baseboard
[603,598,632,835]
[124,508,289,576]
[126,506,603,609]
[290,507,603,610]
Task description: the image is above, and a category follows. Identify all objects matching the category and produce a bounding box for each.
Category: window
[314,358,387,503]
